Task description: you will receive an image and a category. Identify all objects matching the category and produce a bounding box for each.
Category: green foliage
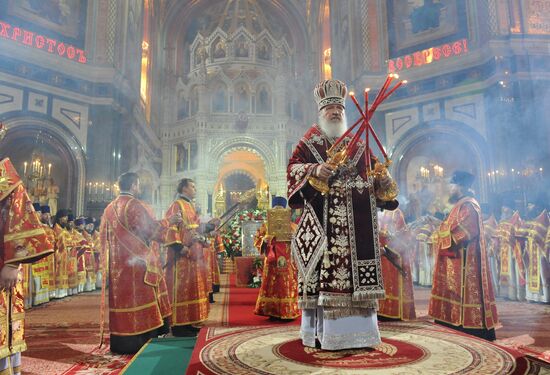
[221,208,266,258]
[249,257,264,288]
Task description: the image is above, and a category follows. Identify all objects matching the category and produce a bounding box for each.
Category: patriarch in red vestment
[288,79,398,350]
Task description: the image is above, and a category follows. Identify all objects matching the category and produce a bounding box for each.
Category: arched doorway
[224,171,256,207]
[390,122,488,219]
[0,118,86,214]
[213,149,268,216]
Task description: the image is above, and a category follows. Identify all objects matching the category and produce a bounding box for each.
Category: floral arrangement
[221,208,266,258]
[248,256,264,288]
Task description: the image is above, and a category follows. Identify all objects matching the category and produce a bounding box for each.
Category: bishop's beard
[318,116,347,138]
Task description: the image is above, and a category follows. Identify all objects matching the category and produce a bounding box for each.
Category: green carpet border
[121,337,197,375]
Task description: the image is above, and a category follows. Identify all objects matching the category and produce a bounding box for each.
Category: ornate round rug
[194,322,530,374]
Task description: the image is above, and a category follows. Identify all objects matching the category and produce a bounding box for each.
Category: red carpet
[225,274,300,326]
[23,322,132,375]
[60,340,132,375]
[186,322,548,374]
[21,294,132,375]
[20,275,550,374]
[186,275,550,374]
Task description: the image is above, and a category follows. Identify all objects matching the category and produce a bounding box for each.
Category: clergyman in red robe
[429,170,498,341]
[100,172,181,354]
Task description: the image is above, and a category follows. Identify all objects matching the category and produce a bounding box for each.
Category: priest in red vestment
[377,208,416,321]
[288,79,398,350]
[519,203,549,303]
[253,196,300,320]
[1,158,54,374]
[164,178,219,337]
[100,172,180,354]
[53,209,70,299]
[429,171,498,340]
[497,197,525,301]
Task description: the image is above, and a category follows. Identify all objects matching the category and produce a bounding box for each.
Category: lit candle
[23,161,27,175]
[48,163,52,176]
[380,80,407,103]
[371,74,394,110]
[341,92,367,148]
[349,92,388,159]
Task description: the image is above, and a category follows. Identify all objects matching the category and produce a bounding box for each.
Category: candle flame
[349,91,355,97]
[393,74,399,79]
[402,80,408,84]
[364,88,370,92]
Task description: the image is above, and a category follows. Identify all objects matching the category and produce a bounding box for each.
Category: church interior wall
[153,0,315,213]
[1,0,548,218]
[0,0,163,216]
[331,0,550,214]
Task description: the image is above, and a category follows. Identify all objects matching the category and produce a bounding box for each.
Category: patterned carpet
[413,286,550,356]
[19,275,550,374]
[21,293,132,375]
[186,322,548,374]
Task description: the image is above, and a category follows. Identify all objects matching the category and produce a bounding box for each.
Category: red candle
[332,103,363,149]
[364,128,371,171]
[371,74,395,110]
[364,88,370,113]
[366,120,388,159]
[340,92,368,146]
[348,93,369,152]
[363,88,371,171]
[349,93,387,159]
[350,120,367,147]
[380,80,407,103]
[349,93,367,121]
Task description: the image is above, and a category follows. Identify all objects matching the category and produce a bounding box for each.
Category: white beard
[318,116,347,138]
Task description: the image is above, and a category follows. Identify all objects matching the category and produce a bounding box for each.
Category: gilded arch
[1,116,87,214]
[210,137,276,174]
[389,120,490,200]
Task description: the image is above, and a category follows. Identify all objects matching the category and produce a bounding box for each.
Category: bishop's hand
[314,163,336,183]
